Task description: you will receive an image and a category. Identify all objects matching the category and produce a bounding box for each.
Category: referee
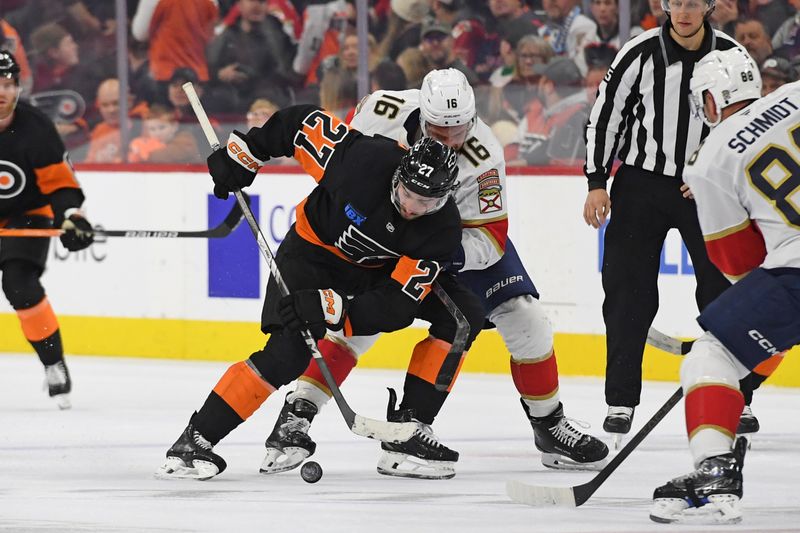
[582,0,757,440]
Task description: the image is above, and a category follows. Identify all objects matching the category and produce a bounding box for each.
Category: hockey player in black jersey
[156,104,485,480]
[0,50,94,409]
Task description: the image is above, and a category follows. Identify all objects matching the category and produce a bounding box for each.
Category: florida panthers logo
[0,160,26,199]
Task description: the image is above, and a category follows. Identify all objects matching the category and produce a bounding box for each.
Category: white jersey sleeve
[351,89,509,272]
[684,81,800,281]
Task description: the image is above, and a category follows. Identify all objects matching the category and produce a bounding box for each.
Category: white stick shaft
[182,82,220,150]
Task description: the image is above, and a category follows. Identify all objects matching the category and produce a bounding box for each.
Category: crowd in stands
[1,0,798,166]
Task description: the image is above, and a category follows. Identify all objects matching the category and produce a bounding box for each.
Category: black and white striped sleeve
[584,35,651,190]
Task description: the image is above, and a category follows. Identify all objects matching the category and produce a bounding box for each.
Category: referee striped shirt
[584,21,738,188]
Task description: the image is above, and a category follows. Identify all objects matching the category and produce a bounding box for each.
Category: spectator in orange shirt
[129,104,201,164]
[84,78,148,163]
[131,0,219,99]
[0,18,32,94]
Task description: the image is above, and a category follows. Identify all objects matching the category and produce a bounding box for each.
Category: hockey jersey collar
[659,20,716,65]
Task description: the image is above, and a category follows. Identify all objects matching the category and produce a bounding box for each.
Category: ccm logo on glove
[321,289,343,326]
[278,288,349,340]
[227,139,262,172]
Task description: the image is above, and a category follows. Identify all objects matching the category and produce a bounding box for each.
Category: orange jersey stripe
[293,197,383,268]
[685,383,743,439]
[704,220,766,278]
[212,361,275,420]
[391,257,437,301]
[0,205,53,228]
[17,297,59,342]
[753,352,785,377]
[34,161,80,196]
[291,111,350,182]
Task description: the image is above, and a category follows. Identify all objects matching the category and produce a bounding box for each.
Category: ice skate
[603,405,634,450]
[44,361,71,410]
[260,395,318,475]
[650,438,747,524]
[525,401,608,471]
[155,414,227,480]
[737,405,759,435]
[377,388,458,480]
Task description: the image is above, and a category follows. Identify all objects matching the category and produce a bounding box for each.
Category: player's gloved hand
[207,131,267,200]
[59,210,94,251]
[278,288,349,340]
[446,245,465,272]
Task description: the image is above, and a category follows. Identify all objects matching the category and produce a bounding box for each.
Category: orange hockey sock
[212,361,276,420]
[407,336,464,392]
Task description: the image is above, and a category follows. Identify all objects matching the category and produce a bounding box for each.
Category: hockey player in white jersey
[260,68,608,479]
[650,47,800,524]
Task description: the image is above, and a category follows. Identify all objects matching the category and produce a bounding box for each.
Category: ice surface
[1,353,798,532]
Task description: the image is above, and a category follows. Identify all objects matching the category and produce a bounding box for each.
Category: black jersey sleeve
[26,105,85,219]
[243,104,353,183]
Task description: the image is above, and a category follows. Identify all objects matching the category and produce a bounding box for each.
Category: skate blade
[154,457,220,481]
[259,446,309,475]
[650,495,742,524]
[611,433,625,451]
[53,393,71,410]
[376,451,455,480]
[541,453,607,472]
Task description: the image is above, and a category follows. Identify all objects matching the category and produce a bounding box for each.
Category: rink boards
[1,168,797,386]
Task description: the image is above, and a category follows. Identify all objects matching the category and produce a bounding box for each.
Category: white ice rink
[1,353,798,532]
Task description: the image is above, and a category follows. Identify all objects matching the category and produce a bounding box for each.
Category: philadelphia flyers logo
[0,160,26,199]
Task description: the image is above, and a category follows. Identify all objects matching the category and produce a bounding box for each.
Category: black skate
[377,388,458,480]
[737,405,759,435]
[650,437,747,524]
[603,405,634,450]
[525,401,608,471]
[44,360,71,410]
[260,394,318,474]
[155,414,227,480]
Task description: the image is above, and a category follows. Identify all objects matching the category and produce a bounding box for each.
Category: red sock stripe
[510,350,560,399]
[685,384,744,439]
[300,337,357,395]
[17,297,59,342]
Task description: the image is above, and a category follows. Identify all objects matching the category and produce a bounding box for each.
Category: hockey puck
[300,461,323,483]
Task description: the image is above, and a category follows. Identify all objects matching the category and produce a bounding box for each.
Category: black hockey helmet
[396,137,459,197]
[0,50,20,84]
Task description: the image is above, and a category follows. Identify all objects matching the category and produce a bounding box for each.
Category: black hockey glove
[207,131,267,199]
[446,244,465,272]
[278,288,349,340]
[59,210,94,252]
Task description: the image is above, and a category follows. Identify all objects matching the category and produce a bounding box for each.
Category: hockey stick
[183,82,417,444]
[0,197,246,239]
[431,281,470,391]
[647,327,695,355]
[506,386,683,507]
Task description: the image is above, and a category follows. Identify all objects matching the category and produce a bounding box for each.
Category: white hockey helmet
[660,0,715,18]
[419,68,476,137]
[689,47,761,127]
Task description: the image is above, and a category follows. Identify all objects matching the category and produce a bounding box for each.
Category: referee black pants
[601,165,732,407]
